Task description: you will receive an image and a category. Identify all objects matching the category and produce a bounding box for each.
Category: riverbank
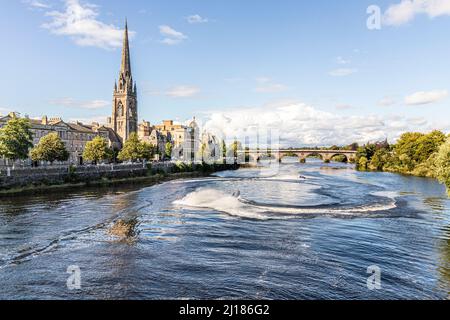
[355,131,450,196]
[0,163,239,197]
[356,166,450,197]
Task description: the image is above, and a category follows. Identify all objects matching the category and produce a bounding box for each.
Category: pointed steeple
[120,19,131,78]
[112,19,138,143]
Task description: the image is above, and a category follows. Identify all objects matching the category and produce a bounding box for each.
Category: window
[117,102,124,117]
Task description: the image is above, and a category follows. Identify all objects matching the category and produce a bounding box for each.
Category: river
[0,159,449,299]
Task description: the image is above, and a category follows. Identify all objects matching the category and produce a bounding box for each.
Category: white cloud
[224,77,244,83]
[404,89,448,105]
[383,0,450,26]
[378,96,397,106]
[42,0,132,50]
[255,84,288,93]
[336,56,350,65]
[329,68,358,77]
[408,116,428,126]
[49,98,110,109]
[161,38,183,46]
[254,77,288,93]
[159,25,187,45]
[202,101,446,147]
[256,77,271,84]
[165,86,200,98]
[23,0,51,9]
[186,14,208,24]
[159,25,185,38]
[335,104,356,110]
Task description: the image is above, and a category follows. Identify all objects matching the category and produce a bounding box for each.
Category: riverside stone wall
[0,162,175,190]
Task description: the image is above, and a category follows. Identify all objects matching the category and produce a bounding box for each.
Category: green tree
[368,149,390,171]
[165,142,173,160]
[110,147,120,163]
[0,117,34,164]
[30,132,69,164]
[435,138,450,196]
[416,130,446,163]
[412,152,438,178]
[358,156,368,170]
[118,133,147,162]
[83,136,111,164]
[357,144,377,162]
[229,140,242,158]
[394,132,425,171]
[390,131,446,174]
[331,155,347,163]
[221,140,227,158]
[138,141,155,161]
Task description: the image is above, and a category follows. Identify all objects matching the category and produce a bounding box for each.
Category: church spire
[112,19,138,144]
[120,19,131,78]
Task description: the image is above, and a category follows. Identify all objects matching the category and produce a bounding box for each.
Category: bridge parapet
[242,149,357,163]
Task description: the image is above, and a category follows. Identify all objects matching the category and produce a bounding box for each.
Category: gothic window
[119,76,124,91]
[117,102,124,117]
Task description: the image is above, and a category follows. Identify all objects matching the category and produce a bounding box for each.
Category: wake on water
[173,188,399,220]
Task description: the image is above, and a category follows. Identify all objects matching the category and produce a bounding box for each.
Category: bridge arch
[300,152,324,163]
[277,153,304,163]
[329,153,349,163]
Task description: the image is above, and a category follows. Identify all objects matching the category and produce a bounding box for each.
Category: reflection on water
[0,159,449,299]
[439,225,450,296]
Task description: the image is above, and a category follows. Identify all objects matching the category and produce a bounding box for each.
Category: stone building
[137,118,200,161]
[155,120,190,149]
[171,118,200,161]
[0,112,121,166]
[138,120,168,156]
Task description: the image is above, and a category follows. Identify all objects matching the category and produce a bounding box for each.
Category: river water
[0,159,449,300]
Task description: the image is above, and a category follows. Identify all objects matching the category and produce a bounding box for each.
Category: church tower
[112,20,137,143]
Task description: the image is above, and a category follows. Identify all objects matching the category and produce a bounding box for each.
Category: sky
[1,0,450,146]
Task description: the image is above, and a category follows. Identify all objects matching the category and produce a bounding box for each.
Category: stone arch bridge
[244,149,357,163]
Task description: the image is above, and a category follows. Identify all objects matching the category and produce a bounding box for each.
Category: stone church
[106,21,138,144]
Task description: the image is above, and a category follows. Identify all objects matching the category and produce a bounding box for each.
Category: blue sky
[1,0,450,146]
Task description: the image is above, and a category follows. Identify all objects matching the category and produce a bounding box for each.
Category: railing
[0,162,173,178]
[243,149,357,153]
